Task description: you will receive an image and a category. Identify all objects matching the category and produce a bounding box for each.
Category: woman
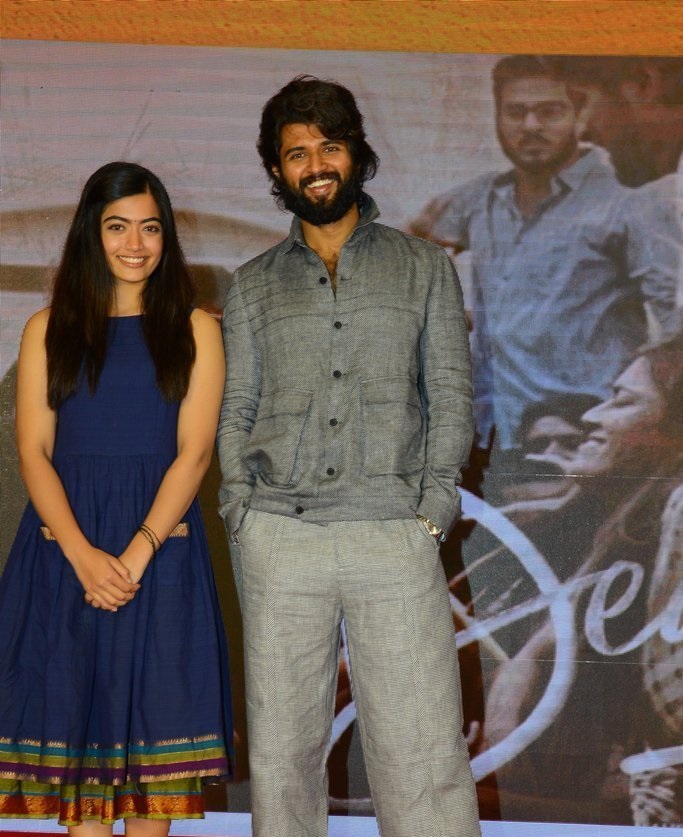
[482,333,683,825]
[0,162,232,835]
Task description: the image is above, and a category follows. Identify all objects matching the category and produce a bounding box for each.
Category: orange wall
[2,0,682,55]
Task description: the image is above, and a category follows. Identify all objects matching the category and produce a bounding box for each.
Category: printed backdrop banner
[1,39,681,830]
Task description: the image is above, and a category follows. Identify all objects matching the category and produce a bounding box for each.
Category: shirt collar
[491,147,607,199]
[282,192,380,254]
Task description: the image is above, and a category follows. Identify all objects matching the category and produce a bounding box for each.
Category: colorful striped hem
[0,735,229,785]
[0,777,205,825]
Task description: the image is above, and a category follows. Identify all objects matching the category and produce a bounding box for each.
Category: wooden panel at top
[1,0,682,55]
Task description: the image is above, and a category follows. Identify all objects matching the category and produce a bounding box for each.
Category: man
[548,55,683,310]
[546,56,683,189]
[410,55,676,457]
[218,76,481,837]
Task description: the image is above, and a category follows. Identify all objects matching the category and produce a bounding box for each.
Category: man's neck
[300,203,360,291]
[632,103,683,182]
[650,128,683,181]
[514,149,581,218]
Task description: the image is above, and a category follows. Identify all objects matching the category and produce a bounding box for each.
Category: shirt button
[319,277,328,285]
[295,505,304,515]
[333,370,342,378]
[326,467,335,476]
[329,418,338,426]
[334,321,342,329]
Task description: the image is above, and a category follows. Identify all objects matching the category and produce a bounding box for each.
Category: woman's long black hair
[46,162,196,408]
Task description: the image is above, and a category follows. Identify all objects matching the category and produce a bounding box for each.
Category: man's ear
[272,166,280,179]
[620,61,663,104]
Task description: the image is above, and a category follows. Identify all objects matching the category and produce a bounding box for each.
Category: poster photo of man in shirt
[410,55,677,466]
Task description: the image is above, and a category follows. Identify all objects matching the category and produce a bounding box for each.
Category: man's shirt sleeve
[625,179,682,339]
[408,182,474,252]
[416,246,474,534]
[217,270,260,537]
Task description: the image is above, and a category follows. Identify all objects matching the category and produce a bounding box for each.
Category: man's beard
[606,129,660,187]
[499,130,578,175]
[276,170,362,226]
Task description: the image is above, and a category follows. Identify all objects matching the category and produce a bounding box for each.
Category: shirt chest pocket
[360,377,424,477]
[245,390,313,488]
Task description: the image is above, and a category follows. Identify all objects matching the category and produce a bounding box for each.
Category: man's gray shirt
[218,195,473,538]
[411,148,678,449]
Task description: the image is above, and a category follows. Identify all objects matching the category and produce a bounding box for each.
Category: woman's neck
[111,287,144,317]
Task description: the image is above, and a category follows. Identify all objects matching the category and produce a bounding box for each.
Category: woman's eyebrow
[102,214,162,224]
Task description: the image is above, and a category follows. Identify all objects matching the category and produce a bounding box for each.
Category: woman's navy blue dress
[0,316,232,804]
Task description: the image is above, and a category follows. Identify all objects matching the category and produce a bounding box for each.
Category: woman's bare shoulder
[21,306,50,344]
[190,307,222,340]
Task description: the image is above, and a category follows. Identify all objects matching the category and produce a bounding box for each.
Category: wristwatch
[416,514,446,542]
